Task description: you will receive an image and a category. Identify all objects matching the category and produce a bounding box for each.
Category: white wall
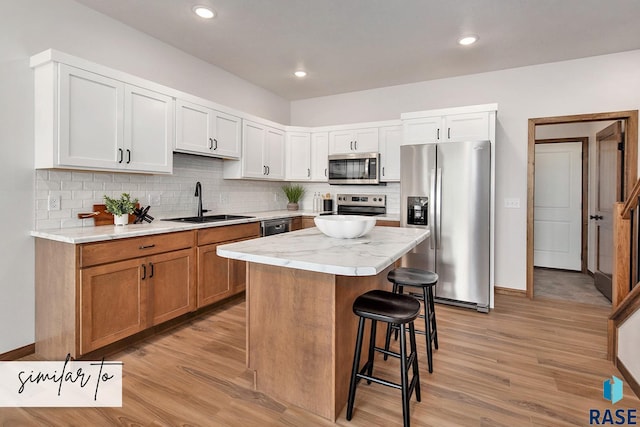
[0,0,289,354]
[291,50,640,291]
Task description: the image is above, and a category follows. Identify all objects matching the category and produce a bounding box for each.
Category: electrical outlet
[48,194,61,211]
[504,198,520,209]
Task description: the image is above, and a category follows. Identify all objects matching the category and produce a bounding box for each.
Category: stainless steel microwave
[328,152,380,185]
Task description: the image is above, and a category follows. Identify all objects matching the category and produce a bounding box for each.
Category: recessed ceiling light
[193,6,215,19]
[294,70,307,78]
[458,35,478,46]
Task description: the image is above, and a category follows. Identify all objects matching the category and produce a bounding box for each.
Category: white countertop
[217,226,429,276]
[30,210,401,244]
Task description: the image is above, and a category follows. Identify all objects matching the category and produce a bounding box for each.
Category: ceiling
[73,0,640,101]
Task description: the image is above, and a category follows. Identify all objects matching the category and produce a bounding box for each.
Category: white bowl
[314,215,376,239]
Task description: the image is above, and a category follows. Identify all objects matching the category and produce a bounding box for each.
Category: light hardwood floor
[3,294,638,426]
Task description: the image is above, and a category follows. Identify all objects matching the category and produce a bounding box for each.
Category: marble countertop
[30,210,401,244]
[217,226,429,276]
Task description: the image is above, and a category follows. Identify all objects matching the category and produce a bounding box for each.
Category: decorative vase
[287,202,299,211]
[114,214,129,226]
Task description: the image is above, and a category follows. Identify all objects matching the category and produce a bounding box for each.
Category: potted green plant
[282,184,305,211]
[103,193,138,226]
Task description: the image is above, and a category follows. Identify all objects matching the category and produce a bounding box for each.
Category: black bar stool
[346,289,421,427]
[384,267,439,373]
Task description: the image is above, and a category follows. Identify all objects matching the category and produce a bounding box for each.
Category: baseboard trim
[495,286,527,297]
[616,357,640,400]
[0,343,35,361]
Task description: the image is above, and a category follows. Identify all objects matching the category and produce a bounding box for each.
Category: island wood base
[246,262,397,421]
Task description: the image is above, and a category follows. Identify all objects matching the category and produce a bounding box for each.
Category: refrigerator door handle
[436,168,442,249]
[429,168,437,249]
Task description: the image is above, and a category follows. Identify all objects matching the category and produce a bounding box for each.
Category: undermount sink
[163,214,255,223]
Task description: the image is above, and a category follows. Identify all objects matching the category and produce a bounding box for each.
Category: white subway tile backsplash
[34,153,400,230]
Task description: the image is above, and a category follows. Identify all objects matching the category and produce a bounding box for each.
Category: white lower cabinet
[175,99,241,159]
[34,62,173,173]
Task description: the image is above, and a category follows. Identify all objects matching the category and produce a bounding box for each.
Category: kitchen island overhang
[217,226,429,421]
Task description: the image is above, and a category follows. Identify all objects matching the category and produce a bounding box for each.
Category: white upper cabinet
[379,125,402,182]
[175,99,241,159]
[124,84,174,173]
[33,60,173,174]
[402,105,496,145]
[285,131,329,182]
[310,132,329,181]
[264,126,285,179]
[444,112,490,142]
[56,64,124,170]
[328,128,379,154]
[286,132,312,180]
[224,119,285,180]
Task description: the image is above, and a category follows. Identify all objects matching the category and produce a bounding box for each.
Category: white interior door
[534,142,582,270]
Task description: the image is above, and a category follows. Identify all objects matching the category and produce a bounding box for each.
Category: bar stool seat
[385,267,439,373]
[347,290,421,427]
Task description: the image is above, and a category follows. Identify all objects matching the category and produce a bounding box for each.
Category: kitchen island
[217,226,429,421]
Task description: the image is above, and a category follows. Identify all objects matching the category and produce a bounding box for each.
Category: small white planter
[113,214,129,226]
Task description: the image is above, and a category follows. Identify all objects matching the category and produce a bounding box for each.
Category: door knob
[590,215,604,220]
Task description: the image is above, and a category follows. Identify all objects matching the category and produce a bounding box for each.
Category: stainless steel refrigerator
[400,141,491,312]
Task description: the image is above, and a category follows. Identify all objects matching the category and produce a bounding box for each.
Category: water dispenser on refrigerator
[407,196,428,226]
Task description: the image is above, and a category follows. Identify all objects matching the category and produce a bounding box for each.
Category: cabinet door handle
[350,141,353,150]
[263,165,267,175]
[126,149,131,164]
[307,168,310,177]
[149,262,154,278]
[118,148,123,163]
[354,140,358,150]
[324,168,327,177]
[437,129,440,140]
[266,165,270,175]
[213,138,218,150]
[209,138,213,149]
[447,128,451,139]
[139,244,156,249]
[141,264,146,280]
[382,167,385,176]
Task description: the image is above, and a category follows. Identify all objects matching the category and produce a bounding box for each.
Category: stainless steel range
[333,193,386,216]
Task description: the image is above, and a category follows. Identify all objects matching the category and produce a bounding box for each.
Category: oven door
[328,152,380,184]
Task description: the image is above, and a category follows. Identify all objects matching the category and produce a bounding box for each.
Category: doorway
[534,138,587,272]
[527,111,639,300]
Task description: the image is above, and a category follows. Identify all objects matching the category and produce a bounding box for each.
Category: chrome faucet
[194,181,205,217]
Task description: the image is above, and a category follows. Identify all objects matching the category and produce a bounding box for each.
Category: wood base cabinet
[197,223,261,308]
[35,231,195,359]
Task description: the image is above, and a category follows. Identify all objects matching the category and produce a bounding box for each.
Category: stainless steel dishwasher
[260,218,292,236]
